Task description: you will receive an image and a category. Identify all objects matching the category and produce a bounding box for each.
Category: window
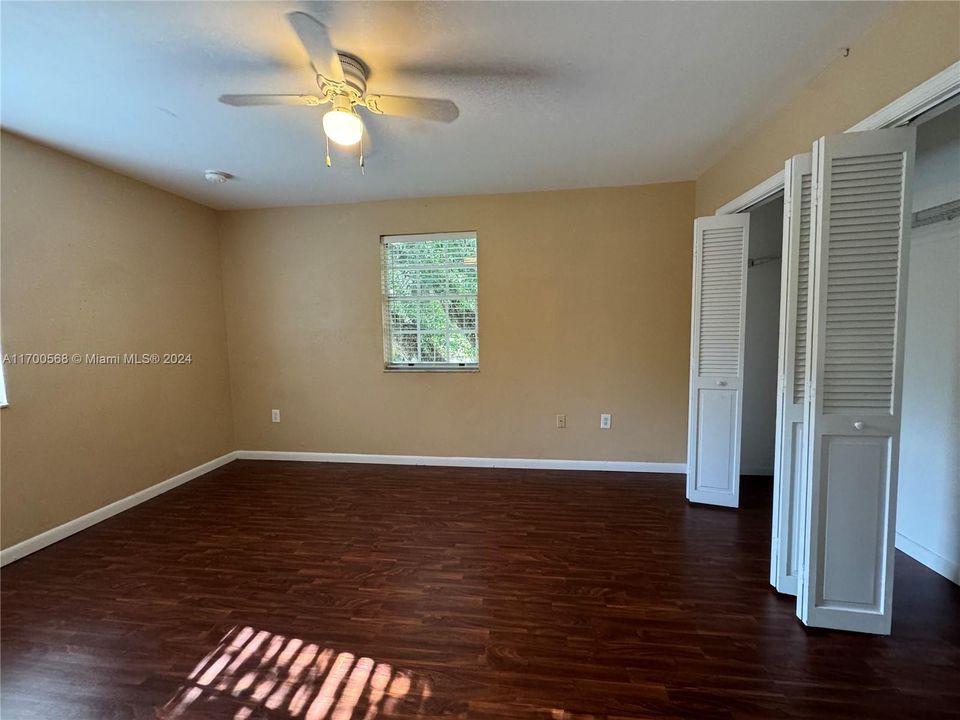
[0,344,6,407]
[381,232,479,370]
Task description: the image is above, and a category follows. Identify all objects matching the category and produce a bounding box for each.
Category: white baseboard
[896,532,960,586]
[235,450,687,475]
[0,451,239,567]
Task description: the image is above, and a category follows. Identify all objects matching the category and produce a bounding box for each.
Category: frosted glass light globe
[323,107,364,146]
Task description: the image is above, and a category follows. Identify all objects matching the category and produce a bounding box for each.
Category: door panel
[819,435,888,607]
[780,419,805,584]
[798,126,915,635]
[687,215,749,508]
[696,389,739,490]
[771,153,813,594]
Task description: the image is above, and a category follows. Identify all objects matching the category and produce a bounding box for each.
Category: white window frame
[380,231,480,372]
[0,343,7,407]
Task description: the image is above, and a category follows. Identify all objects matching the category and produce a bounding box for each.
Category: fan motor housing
[329,53,368,100]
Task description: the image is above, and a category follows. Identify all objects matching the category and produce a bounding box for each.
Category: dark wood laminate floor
[2,461,958,720]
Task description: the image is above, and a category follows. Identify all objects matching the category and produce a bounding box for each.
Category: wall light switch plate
[556,414,566,429]
[271,409,280,423]
[600,413,611,429]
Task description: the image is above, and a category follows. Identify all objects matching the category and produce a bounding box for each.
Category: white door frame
[715,61,960,216]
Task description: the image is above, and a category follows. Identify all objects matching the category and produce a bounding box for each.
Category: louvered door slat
[697,226,746,376]
[822,152,903,413]
[793,175,813,404]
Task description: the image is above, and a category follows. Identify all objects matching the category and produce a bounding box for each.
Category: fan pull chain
[359,137,365,175]
[325,136,332,168]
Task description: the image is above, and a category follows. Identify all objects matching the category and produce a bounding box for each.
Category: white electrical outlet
[600,413,611,429]
[271,409,280,423]
[556,414,566,429]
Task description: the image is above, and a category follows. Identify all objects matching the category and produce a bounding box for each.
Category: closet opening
[896,100,960,583]
[740,193,785,496]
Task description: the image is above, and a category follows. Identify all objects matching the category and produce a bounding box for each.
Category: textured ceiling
[1,1,891,209]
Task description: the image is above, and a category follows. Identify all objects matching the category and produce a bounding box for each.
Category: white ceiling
[1,1,891,210]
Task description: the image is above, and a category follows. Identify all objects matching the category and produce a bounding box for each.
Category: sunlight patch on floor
[159,625,432,720]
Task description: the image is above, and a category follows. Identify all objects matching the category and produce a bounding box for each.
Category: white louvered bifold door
[797,127,915,635]
[686,214,749,507]
[770,153,813,595]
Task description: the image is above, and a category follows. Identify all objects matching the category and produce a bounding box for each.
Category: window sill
[384,365,479,373]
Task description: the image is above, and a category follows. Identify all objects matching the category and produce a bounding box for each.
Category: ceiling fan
[219,12,460,172]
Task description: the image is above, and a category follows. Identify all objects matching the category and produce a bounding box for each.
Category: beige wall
[0,132,234,548]
[695,1,960,216]
[218,183,695,463]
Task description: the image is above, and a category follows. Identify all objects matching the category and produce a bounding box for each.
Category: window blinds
[381,233,479,368]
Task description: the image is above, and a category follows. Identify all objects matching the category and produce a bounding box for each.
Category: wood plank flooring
[2,460,958,720]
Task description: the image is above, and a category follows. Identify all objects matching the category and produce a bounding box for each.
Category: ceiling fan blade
[286,12,344,83]
[219,94,326,107]
[364,94,459,123]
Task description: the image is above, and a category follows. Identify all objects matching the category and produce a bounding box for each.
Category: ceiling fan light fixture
[323,97,364,146]
[219,14,460,156]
